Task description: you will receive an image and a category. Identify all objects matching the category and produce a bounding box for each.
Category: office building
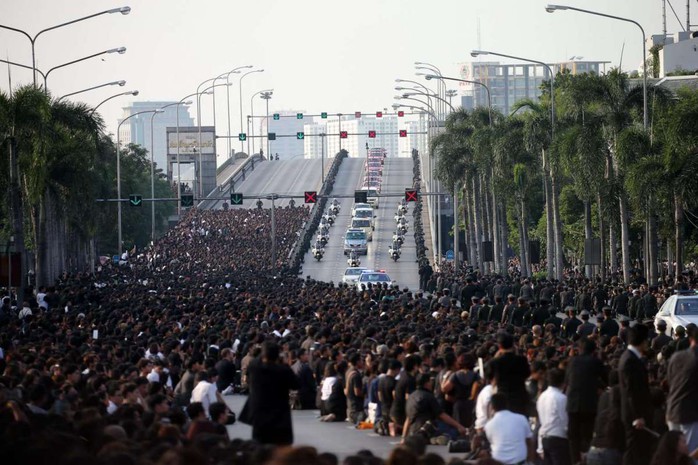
[118,101,194,170]
[303,121,328,160]
[260,110,306,160]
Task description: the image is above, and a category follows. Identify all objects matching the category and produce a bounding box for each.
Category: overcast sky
[0,0,686,136]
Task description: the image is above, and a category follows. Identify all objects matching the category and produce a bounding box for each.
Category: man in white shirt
[536,368,572,465]
[474,383,493,431]
[485,392,534,465]
[190,369,222,416]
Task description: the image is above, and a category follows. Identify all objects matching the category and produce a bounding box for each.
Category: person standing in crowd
[241,341,300,445]
[666,325,698,461]
[485,393,535,465]
[345,352,366,424]
[619,325,655,465]
[391,354,421,436]
[537,368,572,465]
[487,332,530,416]
[566,339,606,463]
[292,348,317,410]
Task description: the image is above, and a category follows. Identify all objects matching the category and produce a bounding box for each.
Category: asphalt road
[223,394,462,461]
[208,158,324,209]
[300,157,419,290]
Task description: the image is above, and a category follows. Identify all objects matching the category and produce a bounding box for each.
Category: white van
[350,217,374,241]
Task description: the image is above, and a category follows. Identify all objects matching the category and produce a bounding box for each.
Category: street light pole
[545,4,648,129]
[90,89,139,115]
[44,47,127,88]
[117,109,162,254]
[59,80,126,100]
[0,6,131,87]
[260,91,273,159]
[151,101,190,242]
[250,89,273,156]
[239,69,264,153]
[224,66,252,157]
[197,83,231,199]
[175,91,207,215]
[426,74,493,126]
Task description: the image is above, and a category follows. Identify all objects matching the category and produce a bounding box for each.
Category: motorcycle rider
[348,249,360,267]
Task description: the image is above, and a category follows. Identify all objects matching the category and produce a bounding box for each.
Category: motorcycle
[393,231,405,245]
[397,202,407,215]
[312,242,324,261]
[397,223,408,235]
[347,255,361,267]
[389,244,401,262]
[329,203,340,215]
[316,233,329,246]
[323,214,335,226]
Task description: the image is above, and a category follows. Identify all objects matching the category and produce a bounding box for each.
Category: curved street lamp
[250,88,273,156]
[91,90,139,114]
[0,6,131,86]
[239,69,264,153]
[425,74,492,126]
[59,80,125,100]
[44,47,127,88]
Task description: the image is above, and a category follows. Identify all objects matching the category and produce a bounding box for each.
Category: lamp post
[223,66,252,157]
[44,47,126,88]
[425,74,492,126]
[0,6,130,87]
[90,90,139,114]
[117,109,162,254]
[175,91,209,215]
[445,89,458,107]
[250,89,273,156]
[59,80,125,100]
[397,88,455,112]
[260,91,273,159]
[545,4,648,129]
[197,83,231,199]
[239,69,264,153]
[471,50,554,137]
[150,101,191,242]
[415,62,445,119]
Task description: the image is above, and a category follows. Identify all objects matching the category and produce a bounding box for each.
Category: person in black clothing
[345,352,366,424]
[214,348,237,394]
[566,339,607,464]
[613,287,630,316]
[562,307,582,339]
[502,294,517,324]
[586,371,625,465]
[460,278,478,307]
[511,298,529,327]
[532,299,551,327]
[391,354,421,435]
[618,325,655,465]
[291,348,317,410]
[487,332,530,416]
[240,341,300,445]
[651,320,672,353]
[599,307,620,339]
[489,295,505,323]
[403,373,467,442]
[577,311,596,338]
[378,359,401,436]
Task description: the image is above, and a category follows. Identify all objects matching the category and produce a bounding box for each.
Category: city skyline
[0,0,691,142]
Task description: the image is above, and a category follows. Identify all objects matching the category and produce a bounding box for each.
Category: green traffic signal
[129,194,142,207]
[181,194,194,207]
[296,113,303,119]
[273,113,280,120]
[297,132,305,140]
[230,193,244,205]
[321,112,328,119]
[239,133,247,141]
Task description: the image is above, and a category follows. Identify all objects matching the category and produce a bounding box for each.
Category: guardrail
[199,154,264,210]
[286,150,348,274]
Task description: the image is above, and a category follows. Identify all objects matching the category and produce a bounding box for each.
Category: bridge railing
[198,153,264,210]
[287,150,348,274]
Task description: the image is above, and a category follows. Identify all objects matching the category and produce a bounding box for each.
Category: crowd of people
[1,173,698,465]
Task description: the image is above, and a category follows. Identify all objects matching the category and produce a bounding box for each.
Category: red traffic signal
[397,110,405,117]
[368,130,376,138]
[340,131,348,139]
[405,189,418,202]
[354,111,361,118]
[399,129,407,138]
[376,111,383,118]
[304,191,317,204]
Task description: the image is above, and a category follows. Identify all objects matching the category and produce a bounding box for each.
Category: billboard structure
[166,126,217,199]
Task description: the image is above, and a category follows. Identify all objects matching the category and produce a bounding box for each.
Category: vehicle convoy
[353,207,375,229]
[355,270,394,291]
[654,290,698,334]
[342,267,368,284]
[344,228,368,255]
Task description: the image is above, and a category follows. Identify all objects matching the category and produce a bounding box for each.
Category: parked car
[654,291,698,335]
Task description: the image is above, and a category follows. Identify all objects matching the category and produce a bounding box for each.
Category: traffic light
[297,132,305,140]
[354,111,361,118]
[239,133,247,141]
[368,130,376,138]
[376,111,383,118]
[304,191,317,203]
[397,110,405,117]
[129,194,142,207]
[273,113,280,120]
[321,112,328,119]
[181,194,194,207]
[268,132,276,140]
[230,193,244,205]
[340,131,348,139]
[296,113,303,119]
[405,189,418,202]
[399,129,407,138]
[354,190,368,203]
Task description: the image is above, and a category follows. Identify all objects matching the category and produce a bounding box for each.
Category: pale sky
[0,0,685,136]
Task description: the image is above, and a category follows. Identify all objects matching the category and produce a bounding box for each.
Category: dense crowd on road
[1,201,698,465]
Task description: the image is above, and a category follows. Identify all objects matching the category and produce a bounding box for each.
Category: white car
[355,270,395,291]
[342,267,368,284]
[654,291,698,335]
[352,203,371,216]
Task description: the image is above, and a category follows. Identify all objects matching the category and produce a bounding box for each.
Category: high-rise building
[459,59,609,115]
[303,121,328,160]
[261,110,306,160]
[118,101,194,170]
